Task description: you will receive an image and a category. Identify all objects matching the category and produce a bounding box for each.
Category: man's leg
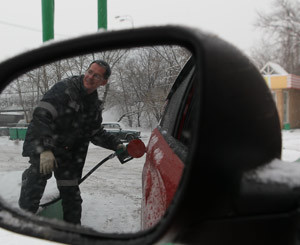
[57,184,82,224]
[19,158,52,213]
[54,147,86,224]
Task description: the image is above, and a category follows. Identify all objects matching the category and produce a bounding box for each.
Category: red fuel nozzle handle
[127,139,146,158]
[117,139,146,164]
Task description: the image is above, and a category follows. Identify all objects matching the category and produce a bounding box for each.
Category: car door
[141,58,196,229]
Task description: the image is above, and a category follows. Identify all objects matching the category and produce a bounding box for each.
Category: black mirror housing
[0,25,283,245]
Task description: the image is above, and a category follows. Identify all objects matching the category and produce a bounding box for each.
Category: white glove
[40,150,57,175]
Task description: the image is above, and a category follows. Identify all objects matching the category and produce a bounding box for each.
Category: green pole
[41,0,54,42]
[98,0,107,30]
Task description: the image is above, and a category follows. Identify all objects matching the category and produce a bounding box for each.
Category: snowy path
[0,129,300,235]
[0,133,150,233]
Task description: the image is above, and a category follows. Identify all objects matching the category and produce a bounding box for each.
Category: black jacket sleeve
[22,82,69,156]
[89,99,122,151]
[91,126,122,151]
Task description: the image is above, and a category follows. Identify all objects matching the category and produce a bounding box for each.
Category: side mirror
[0,26,282,244]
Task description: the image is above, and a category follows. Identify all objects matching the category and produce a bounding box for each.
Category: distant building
[261,62,300,129]
[0,112,24,127]
[0,106,26,127]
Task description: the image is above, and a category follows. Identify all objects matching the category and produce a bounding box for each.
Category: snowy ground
[1,129,300,243]
[0,130,151,234]
[281,129,300,162]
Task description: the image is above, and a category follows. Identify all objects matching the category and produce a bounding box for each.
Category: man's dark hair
[89,60,111,79]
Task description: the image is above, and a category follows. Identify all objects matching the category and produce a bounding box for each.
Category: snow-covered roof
[260,62,288,75]
[0,112,23,115]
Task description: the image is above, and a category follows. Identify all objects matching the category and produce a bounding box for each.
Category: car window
[176,83,196,147]
[103,124,119,129]
[160,62,195,135]
[159,59,196,161]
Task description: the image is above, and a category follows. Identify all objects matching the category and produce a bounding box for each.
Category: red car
[142,58,196,229]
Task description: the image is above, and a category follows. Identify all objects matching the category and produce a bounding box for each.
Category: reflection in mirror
[0,45,192,233]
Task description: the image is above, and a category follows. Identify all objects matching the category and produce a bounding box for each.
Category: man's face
[83,63,108,94]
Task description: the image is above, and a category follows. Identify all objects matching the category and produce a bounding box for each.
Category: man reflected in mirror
[19,60,127,224]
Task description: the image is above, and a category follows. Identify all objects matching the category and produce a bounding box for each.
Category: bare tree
[252,0,300,74]
[0,46,190,129]
[107,46,190,128]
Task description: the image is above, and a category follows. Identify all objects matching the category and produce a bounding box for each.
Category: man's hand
[40,150,57,175]
[116,144,126,154]
[116,144,131,164]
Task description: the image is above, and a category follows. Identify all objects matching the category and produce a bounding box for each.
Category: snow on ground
[1,129,300,243]
[281,129,300,162]
[0,130,151,234]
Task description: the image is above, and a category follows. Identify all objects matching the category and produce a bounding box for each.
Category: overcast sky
[0,0,272,61]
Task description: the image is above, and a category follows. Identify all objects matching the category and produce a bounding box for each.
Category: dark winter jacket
[23,75,122,158]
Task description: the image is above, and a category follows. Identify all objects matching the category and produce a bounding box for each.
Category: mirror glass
[0,45,193,233]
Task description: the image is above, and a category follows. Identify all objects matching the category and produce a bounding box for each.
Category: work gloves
[40,150,58,175]
[116,144,132,164]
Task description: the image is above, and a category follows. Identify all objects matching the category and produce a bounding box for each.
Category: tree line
[251,0,300,75]
[0,46,190,129]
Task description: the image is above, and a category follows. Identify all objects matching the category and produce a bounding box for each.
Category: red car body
[142,128,184,229]
[141,58,195,229]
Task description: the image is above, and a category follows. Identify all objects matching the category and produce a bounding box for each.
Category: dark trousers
[19,155,83,224]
